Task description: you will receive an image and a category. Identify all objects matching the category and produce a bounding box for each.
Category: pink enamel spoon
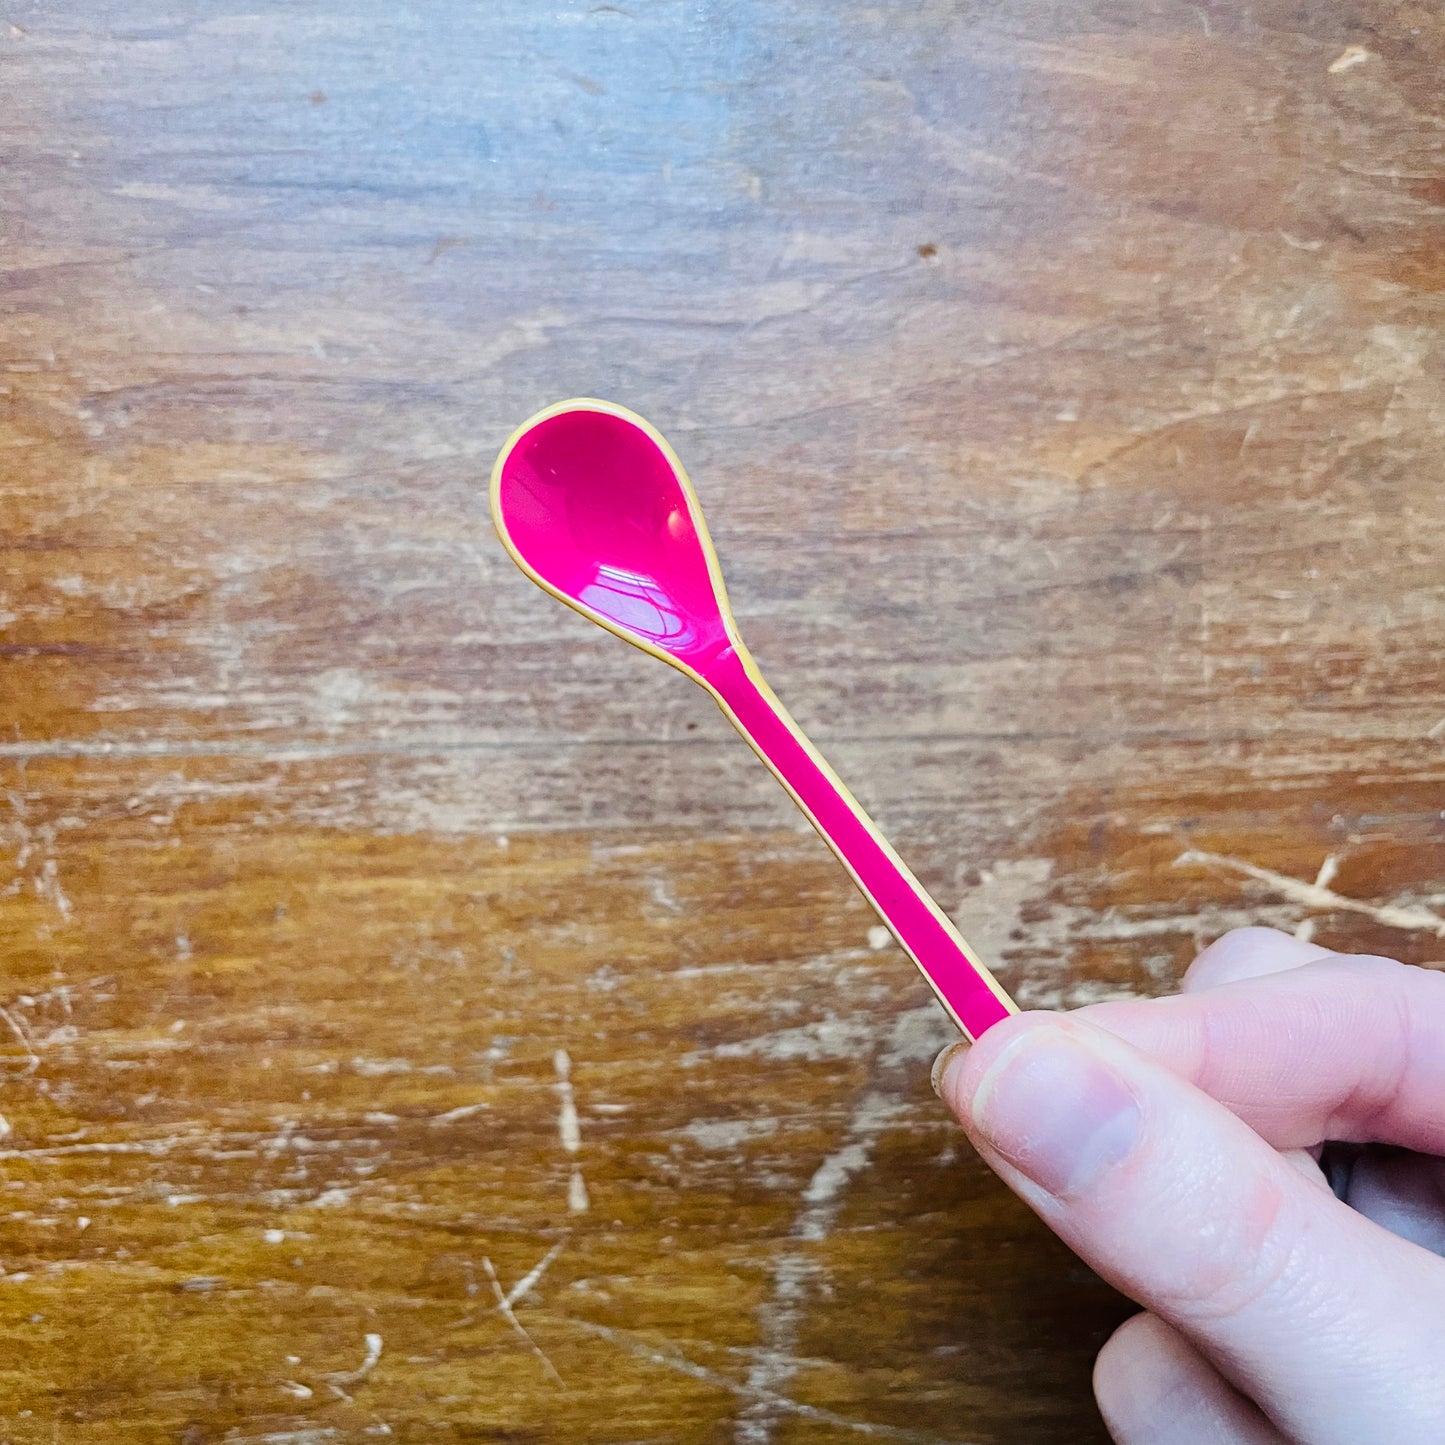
[490,398,1016,1041]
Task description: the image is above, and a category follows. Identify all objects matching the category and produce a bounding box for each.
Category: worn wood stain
[2,0,1443,1439]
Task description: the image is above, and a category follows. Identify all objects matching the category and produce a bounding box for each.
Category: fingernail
[969,1028,1141,1198]
[931,1040,970,1098]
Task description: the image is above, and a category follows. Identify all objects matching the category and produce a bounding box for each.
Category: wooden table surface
[3,1,1444,1439]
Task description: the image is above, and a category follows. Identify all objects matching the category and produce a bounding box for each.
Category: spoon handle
[704,647,1016,1041]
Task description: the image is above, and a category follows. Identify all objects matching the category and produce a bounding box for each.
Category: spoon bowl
[492,399,1016,1041]
[492,402,735,678]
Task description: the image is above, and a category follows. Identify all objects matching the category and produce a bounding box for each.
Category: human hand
[933,927,1445,1444]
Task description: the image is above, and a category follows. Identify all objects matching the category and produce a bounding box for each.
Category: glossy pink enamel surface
[495,408,733,674]
[494,403,1013,1040]
[707,649,1013,1038]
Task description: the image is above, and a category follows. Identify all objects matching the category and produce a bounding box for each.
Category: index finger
[1076,951,1445,1154]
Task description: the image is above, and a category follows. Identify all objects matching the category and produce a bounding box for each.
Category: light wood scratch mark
[228,1432,338,1444]
[502,1237,568,1311]
[554,1049,581,1151]
[429,1101,489,1126]
[567,1168,589,1213]
[324,1331,382,1403]
[484,1255,564,1386]
[567,1317,970,1443]
[735,1004,945,1444]
[0,1140,155,1161]
[1328,45,1371,74]
[1176,850,1445,938]
[554,1048,590,1212]
[736,1095,903,1443]
[0,1005,40,1076]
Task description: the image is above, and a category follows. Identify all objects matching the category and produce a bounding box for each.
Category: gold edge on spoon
[489,398,1017,1035]
[489,396,745,691]
[709,653,1017,1036]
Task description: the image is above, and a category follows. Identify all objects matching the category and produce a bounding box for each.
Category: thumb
[938,1014,1445,1445]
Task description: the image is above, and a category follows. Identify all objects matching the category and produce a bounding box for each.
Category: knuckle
[1185,927,1293,980]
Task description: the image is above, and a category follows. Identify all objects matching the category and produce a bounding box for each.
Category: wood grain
[2,0,1443,1438]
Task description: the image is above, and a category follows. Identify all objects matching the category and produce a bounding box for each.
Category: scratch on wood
[554,1049,581,1151]
[554,1048,589,1213]
[484,1255,564,1386]
[429,1100,490,1126]
[36,856,72,922]
[0,1140,156,1162]
[225,1432,338,1445]
[566,1167,590,1213]
[0,1005,40,1075]
[568,1316,971,1443]
[330,1335,381,1381]
[1176,850,1445,939]
[502,1238,568,1312]
[736,1005,949,1444]
[1327,45,1372,73]
[736,1093,906,1443]
[324,1331,382,1402]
